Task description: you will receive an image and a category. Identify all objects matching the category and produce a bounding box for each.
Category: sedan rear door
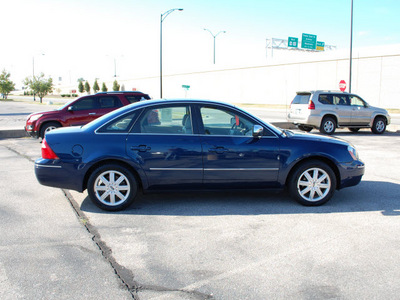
[126,104,203,190]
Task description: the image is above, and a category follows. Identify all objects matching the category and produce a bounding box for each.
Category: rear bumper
[287,113,321,128]
[35,158,85,192]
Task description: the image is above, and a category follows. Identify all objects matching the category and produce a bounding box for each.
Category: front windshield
[233,105,285,136]
[57,99,76,110]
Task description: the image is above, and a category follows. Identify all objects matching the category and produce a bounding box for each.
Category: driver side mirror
[68,106,74,111]
[252,125,263,138]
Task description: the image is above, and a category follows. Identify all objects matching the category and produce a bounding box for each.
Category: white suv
[287,90,391,134]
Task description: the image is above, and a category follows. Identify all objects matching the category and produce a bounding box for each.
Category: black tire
[288,160,337,206]
[40,122,61,138]
[319,117,336,135]
[348,128,360,133]
[371,117,386,134]
[298,125,313,132]
[87,164,138,211]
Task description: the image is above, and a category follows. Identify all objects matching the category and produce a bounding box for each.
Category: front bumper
[338,160,365,189]
[25,126,39,138]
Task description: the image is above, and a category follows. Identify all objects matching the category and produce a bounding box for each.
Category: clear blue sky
[2,0,399,86]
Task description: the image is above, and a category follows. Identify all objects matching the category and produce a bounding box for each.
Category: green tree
[0,69,15,99]
[78,80,84,93]
[93,79,100,93]
[113,80,120,91]
[84,81,91,94]
[24,73,53,103]
[101,82,108,92]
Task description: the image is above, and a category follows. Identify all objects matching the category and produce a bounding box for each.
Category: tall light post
[204,29,226,64]
[349,0,353,93]
[160,8,183,98]
[32,53,45,101]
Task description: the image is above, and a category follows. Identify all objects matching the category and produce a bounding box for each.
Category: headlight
[28,114,43,122]
[347,146,359,160]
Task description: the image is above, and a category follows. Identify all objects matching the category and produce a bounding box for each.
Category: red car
[25,91,150,138]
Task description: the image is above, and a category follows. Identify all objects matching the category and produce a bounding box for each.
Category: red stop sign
[339,80,346,92]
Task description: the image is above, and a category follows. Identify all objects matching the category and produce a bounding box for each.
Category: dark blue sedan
[35,99,365,211]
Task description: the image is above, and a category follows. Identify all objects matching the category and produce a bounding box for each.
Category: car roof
[95,91,147,95]
[297,90,350,94]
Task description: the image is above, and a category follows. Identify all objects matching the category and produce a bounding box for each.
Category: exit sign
[301,33,317,50]
[288,37,298,48]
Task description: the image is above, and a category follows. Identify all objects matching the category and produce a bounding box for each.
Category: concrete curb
[0,129,28,139]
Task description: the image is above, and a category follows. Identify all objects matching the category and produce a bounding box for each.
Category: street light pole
[204,29,226,64]
[160,8,183,98]
[349,0,353,93]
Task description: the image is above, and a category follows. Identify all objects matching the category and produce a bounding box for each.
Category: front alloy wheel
[289,160,336,206]
[371,117,386,134]
[88,164,137,211]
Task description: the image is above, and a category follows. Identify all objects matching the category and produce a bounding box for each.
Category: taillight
[308,100,315,110]
[41,138,59,159]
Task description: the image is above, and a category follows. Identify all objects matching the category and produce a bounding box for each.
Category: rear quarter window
[318,94,333,105]
[292,94,310,104]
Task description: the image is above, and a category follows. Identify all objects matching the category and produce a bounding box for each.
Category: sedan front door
[198,105,281,189]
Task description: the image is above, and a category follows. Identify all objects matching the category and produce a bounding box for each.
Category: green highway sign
[301,33,317,50]
[288,37,298,48]
[182,85,190,90]
[316,41,325,51]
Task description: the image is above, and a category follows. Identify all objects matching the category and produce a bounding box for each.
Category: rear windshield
[292,94,310,104]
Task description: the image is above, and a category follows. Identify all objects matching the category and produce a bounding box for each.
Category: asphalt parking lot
[1,129,399,299]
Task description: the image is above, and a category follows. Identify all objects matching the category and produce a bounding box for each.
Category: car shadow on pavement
[80,180,400,217]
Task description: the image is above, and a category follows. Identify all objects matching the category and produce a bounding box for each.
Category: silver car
[287,90,391,134]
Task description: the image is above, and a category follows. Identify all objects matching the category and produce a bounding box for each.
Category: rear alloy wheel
[88,164,137,211]
[320,117,336,135]
[289,160,337,206]
[40,122,61,138]
[371,117,386,134]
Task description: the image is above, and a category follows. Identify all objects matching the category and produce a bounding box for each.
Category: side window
[333,95,349,106]
[349,96,365,107]
[99,96,122,108]
[318,94,333,105]
[133,105,192,134]
[200,107,255,136]
[97,111,138,133]
[72,97,98,110]
[125,94,150,104]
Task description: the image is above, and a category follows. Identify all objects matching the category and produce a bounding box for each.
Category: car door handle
[209,147,228,154]
[89,112,96,115]
[130,145,151,152]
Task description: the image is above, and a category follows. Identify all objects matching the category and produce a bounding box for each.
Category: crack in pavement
[7,144,214,300]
